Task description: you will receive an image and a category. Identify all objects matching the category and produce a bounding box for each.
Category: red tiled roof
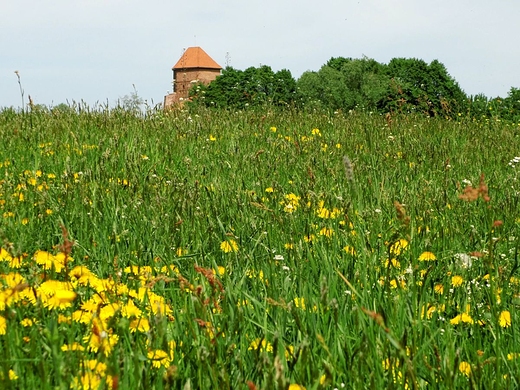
[173,47,222,70]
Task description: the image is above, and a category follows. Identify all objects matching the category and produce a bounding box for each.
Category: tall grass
[0,106,519,389]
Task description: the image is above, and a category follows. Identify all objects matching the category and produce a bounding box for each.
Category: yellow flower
[130,318,150,333]
[389,239,408,255]
[213,266,226,276]
[20,318,35,327]
[265,187,274,193]
[209,134,217,141]
[61,343,85,352]
[0,315,6,335]
[319,227,334,238]
[148,349,171,368]
[418,251,436,261]
[0,248,12,262]
[69,265,95,285]
[293,297,306,310]
[459,361,471,377]
[34,250,55,269]
[8,369,18,381]
[303,234,315,243]
[122,299,142,318]
[43,290,77,310]
[284,243,294,250]
[450,313,474,325]
[288,385,306,390]
[270,126,277,132]
[99,303,120,320]
[283,193,300,213]
[499,310,512,328]
[220,239,239,253]
[434,284,444,294]
[451,275,464,287]
[311,128,321,136]
[343,245,356,255]
[248,338,273,353]
[83,319,119,356]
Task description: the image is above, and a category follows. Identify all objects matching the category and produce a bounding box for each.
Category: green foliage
[297,57,391,112]
[186,56,520,122]
[297,56,469,117]
[190,65,297,108]
[384,58,468,116]
[489,88,520,122]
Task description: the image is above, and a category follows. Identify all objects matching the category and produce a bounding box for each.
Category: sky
[1,0,520,109]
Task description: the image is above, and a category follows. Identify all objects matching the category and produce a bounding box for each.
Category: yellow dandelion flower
[213,266,226,276]
[459,361,471,377]
[147,349,171,368]
[451,275,464,287]
[248,338,273,353]
[20,318,35,327]
[499,310,512,328]
[418,251,436,261]
[389,239,408,255]
[130,318,150,333]
[284,243,294,250]
[69,265,95,285]
[384,258,401,269]
[8,369,18,381]
[220,239,239,253]
[34,250,55,269]
[343,245,356,255]
[84,329,119,357]
[2,272,26,289]
[0,315,6,335]
[61,342,85,352]
[121,299,142,318]
[303,234,315,243]
[0,248,13,262]
[48,290,77,309]
[176,247,187,257]
[319,227,334,238]
[450,313,474,325]
[293,297,306,310]
[99,303,120,320]
[434,284,444,294]
[265,187,274,193]
[288,385,306,390]
[168,340,176,361]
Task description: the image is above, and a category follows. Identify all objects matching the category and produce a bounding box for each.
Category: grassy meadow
[0,106,519,389]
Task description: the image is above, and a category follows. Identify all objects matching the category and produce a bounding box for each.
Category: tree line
[189,57,520,121]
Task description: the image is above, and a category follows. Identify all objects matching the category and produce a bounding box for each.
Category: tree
[118,85,144,114]
[384,58,467,116]
[297,57,390,112]
[190,66,297,109]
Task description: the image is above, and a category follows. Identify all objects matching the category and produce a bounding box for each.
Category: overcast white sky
[1,0,519,108]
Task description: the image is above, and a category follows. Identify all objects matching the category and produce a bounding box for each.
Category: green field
[0,106,519,389]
